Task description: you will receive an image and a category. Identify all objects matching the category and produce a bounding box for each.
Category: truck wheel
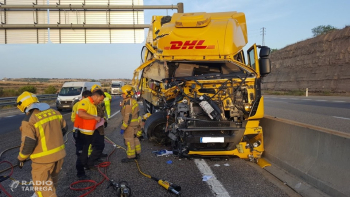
[144,112,173,144]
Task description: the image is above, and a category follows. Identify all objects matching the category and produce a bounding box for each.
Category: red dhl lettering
[164,40,215,50]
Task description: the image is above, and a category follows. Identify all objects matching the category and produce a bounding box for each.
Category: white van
[110,81,125,95]
[56,82,101,111]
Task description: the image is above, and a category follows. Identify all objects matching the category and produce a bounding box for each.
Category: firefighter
[16,91,68,197]
[103,88,112,119]
[74,89,105,179]
[120,85,143,163]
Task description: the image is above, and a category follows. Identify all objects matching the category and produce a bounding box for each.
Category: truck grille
[61,101,73,105]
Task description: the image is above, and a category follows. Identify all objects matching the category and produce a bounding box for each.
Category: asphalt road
[0,96,294,197]
[264,95,350,133]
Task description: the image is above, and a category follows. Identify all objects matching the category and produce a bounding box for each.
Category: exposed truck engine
[132,11,271,164]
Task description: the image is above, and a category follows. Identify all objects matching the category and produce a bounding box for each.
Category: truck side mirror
[258,46,271,77]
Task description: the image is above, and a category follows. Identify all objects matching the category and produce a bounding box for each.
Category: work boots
[121,154,140,163]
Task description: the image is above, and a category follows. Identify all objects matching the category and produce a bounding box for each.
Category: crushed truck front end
[133,11,271,163]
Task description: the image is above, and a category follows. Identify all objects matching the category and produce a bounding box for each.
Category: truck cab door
[246,44,260,77]
[247,44,271,78]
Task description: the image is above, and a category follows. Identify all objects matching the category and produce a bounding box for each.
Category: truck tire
[144,111,173,144]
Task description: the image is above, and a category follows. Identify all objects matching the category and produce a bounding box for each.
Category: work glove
[120,129,125,135]
[104,119,108,128]
[136,130,143,138]
[17,160,24,169]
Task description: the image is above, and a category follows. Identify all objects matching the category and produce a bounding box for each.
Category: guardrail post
[306,88,308,97]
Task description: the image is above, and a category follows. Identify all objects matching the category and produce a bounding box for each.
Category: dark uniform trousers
[74,132,93,177]
[88,129,105,166]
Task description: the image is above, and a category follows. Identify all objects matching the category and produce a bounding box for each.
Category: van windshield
[59,87,82,96]
[111,84,121,88]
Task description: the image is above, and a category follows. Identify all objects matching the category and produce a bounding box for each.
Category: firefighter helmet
[17,91,39,112]
[91,84,101,92]
[121,85,134,97]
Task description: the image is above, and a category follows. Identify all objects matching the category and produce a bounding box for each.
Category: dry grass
[0,78,131,97]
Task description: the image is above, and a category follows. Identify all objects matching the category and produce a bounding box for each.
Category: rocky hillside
[262,26,350,93]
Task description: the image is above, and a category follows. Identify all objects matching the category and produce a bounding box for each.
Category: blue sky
[0,0,349,79]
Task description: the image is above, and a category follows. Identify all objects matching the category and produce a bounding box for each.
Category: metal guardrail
[0,94,57,107]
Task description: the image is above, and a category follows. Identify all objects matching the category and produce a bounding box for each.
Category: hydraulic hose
[69,138,117,197]
[104,136,181,196]
[0,161,14,197]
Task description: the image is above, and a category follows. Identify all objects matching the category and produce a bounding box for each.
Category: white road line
[332,116,350,120]
[302,99,311,100]
[333,101,346,103]
[110,110,120,118]
[6,115,14,118]
[194,159,230,197]
[290,98,298,100]
[315,100,327,102]
[280,98,287,99]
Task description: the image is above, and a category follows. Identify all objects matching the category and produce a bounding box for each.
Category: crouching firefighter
[16,91,67,197]
[120,85,143,163]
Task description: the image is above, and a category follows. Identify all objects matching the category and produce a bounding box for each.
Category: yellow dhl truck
[132,11,271,165]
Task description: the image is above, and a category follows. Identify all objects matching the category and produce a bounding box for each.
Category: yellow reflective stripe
[34,115,62,152]
[131,119,139,122]
[132,104,139,112]
[123,122,128,128]
[135,144,141,151]
[37,191,43,197]
[78,128,94,133]
[126,142,135,156]
[19,152,29,159]
[30,144,65,159]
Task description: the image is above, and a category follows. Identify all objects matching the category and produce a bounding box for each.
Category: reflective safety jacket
[121,97,141,130]
[74,97,97,135]
[104,92,112,104]
[71,101,79,123]
[18,108,67,163]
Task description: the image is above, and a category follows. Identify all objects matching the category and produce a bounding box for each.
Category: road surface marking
[110,110,120,118]
[194,159,230,197]
[332,116,350,120]
[302,99,311,100]
[333,101,346,103]
[315,100,326,102]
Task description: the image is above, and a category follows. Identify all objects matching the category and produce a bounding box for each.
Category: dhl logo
[164,40,215,50]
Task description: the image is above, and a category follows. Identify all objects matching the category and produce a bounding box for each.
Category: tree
[271,48,278,54]
[312,25,337,37]
[18,85,37,94]
[44,86,58,94]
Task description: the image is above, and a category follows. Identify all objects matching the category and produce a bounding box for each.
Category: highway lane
[0,96,295,197]
[264,95,350,133]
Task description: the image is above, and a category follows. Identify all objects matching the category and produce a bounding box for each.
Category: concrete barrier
[261,116,350,197]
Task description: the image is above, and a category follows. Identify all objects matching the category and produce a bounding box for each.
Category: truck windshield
[59,87,82,96]
[111,84,121,88]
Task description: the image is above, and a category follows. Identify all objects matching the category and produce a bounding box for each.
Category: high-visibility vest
[74,97,97,135]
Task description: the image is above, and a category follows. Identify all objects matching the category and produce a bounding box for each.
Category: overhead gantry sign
[0,0,183,44]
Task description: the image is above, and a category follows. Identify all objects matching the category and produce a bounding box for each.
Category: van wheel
[144,112,173,144]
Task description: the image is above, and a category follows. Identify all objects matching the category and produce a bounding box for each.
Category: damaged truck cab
[132,12,271,164]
